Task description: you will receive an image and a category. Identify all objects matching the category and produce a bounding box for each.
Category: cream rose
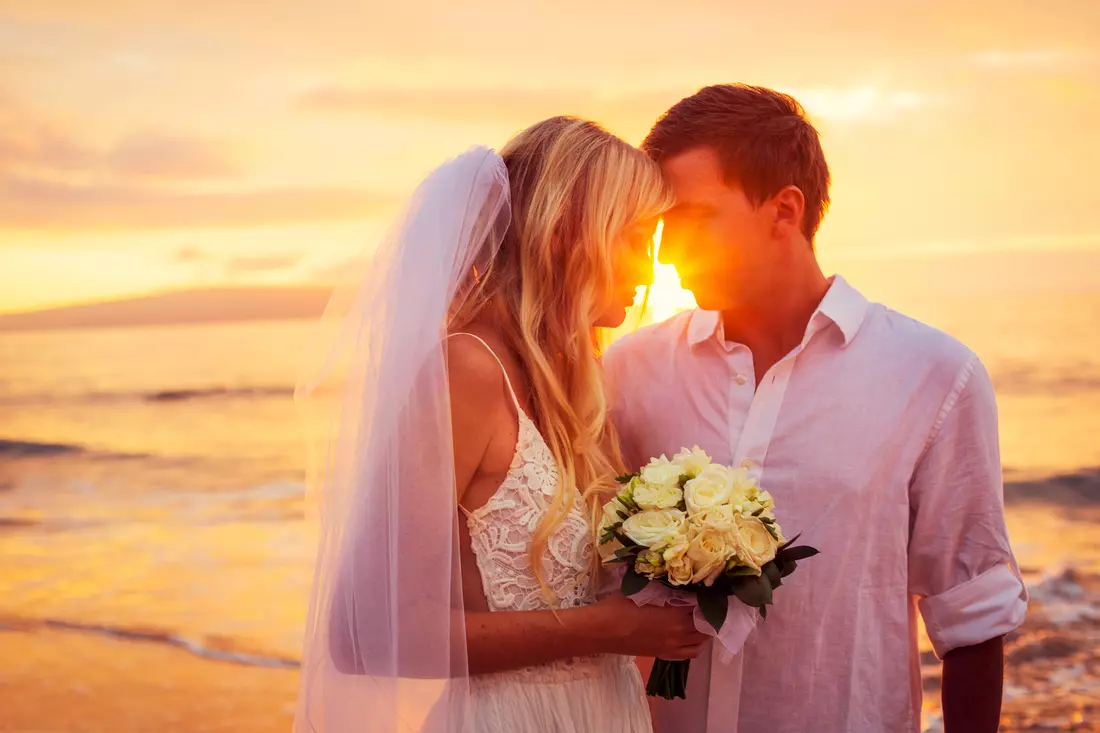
[672,445,712,477]
[726,467,759,510]
[683,464,735,514]
[661,533,693,586]
[639,456,682,491]
[633,480,683,510]
[602,493,629,521]
[621,508,686,548]
[690,503,736,532]
[600,497,629,530]
[687,528,738,587]
[732,515,779,572]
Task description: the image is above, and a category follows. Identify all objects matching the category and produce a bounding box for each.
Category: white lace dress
[457,334,652,733]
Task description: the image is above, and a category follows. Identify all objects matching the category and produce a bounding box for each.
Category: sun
[643,220,697,323]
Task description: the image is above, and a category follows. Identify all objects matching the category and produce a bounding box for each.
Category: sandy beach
[1,626,297,733]
[4,529,1099,733]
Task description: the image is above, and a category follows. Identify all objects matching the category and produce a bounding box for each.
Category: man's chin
[686,287,720,312]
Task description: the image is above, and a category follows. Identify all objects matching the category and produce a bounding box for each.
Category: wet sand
[0,627,297,733]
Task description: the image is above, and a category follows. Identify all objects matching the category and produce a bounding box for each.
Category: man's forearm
[941,635,1005,733]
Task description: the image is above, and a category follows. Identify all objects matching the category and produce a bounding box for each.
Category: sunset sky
[1,0,1098,313]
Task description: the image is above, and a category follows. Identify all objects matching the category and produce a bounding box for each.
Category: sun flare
[642,220,697,323]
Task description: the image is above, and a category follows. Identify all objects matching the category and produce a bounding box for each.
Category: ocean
[1,280,1099,731]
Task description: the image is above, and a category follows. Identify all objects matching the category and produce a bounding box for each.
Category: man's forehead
[660,147,727,201]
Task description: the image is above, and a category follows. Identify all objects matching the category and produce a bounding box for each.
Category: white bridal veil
[295,147,511,733]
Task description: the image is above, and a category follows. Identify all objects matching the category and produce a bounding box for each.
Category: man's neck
[720,259,830,380]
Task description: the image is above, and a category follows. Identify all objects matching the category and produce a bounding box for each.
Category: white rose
[621,508,686,549]
[732,515,779,573]
[672,445,712,478]
[662,532,694,586]
[683,464,736,514]
[690,503,736,532]
[640,456,683,492]
[726,468,759,511]
[687,528,739,587]
[601,497,630,528]
[633,480,683,510]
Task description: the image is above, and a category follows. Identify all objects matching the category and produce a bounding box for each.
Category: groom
[604,84,1028,733]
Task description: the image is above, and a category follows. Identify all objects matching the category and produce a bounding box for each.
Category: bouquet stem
[646,658,691,700]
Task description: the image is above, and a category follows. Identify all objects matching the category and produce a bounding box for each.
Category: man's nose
[656,224,683,265]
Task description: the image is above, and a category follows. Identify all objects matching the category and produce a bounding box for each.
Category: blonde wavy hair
[451,116,674,601]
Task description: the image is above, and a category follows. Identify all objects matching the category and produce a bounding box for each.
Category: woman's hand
[591,592,710,660]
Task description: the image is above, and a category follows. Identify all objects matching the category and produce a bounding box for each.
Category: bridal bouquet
[600,446,818,700]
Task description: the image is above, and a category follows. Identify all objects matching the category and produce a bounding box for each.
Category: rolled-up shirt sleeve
[908,355,1028,658]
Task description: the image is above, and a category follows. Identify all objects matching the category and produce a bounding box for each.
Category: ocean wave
[145,386,294,402]
[1005,468,1100,506]
[991,362,1100,396]
[0,616,300,670]
[0,385,295,407]
[0,438,149,461]
[0,439,86,458]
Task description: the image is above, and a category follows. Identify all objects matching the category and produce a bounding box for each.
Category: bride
[295,117,708,733]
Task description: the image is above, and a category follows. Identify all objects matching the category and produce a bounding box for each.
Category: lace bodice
[456,335,596,613]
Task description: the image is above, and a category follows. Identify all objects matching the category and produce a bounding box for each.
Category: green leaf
[778,533,801,551]
[611,546,637,563]
[613,528,641,549]
[776,545,820,563]
[731,576,770,608]
[599,522,623,544]
[752,507,765,517]
[764,523,781,542]
[760,516,775,524]
[778,559,798,578]
[726,565,759,577]
[759,570,774,605]
[696,588,729,633]
[763,561,782,590]
[621,566,651,596]
[678,473,693,489]
[615,472,639,484]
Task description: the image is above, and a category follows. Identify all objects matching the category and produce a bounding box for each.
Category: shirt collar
[816,275,870,347]
[686,275,870,350]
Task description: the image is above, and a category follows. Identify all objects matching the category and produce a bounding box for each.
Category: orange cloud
[0,94,396,233]
[0,94,240,181]
[296,84,698,120]
[172,245,303,275]
[0,174,394,232]
[105,132,241,180]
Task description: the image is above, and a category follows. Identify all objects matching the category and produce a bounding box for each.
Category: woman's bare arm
[447,337,708,674]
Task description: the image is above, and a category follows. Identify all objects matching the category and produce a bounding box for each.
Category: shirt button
[740,458,754,469]
[735,374,748,385]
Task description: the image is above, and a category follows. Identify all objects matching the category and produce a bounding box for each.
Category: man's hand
[941,635,1005,733]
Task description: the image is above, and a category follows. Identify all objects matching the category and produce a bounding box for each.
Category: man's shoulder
[867,303,978,376]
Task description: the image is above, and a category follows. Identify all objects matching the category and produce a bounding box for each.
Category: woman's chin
[593,305,628,329]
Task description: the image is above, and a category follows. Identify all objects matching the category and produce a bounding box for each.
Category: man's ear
[772,185,806,240]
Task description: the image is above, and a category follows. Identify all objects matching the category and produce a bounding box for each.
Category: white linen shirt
[604,276,1027,733]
